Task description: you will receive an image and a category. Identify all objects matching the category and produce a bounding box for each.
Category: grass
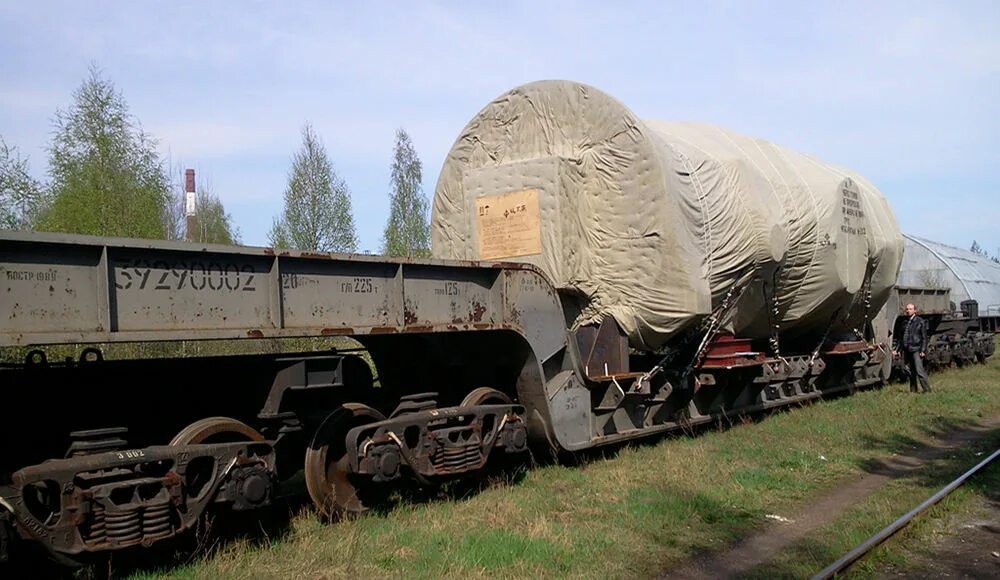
[745,449,1000,578]
[105,353,1000,579]
[744,403,1000,577]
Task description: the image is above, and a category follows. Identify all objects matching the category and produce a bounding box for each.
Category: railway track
[813,446,1000,579]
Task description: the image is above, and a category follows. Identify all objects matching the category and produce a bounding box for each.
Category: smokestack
[184,169,196,242]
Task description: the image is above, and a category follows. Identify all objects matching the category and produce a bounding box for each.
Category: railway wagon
[1,81,902,565]
[885,286,995,377]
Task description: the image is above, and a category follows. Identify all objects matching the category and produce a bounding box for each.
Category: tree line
[0,65,430,257]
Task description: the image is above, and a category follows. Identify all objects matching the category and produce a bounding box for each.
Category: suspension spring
[142,501,174,541]
[432,444,481,473]
[83,504,107,545]
[104,506,142,546]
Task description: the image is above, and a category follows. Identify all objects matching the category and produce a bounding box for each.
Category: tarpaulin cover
[431,81,903,350]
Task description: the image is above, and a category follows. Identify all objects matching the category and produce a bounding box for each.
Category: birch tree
[268,123,357,252]
[37,65,171,238]
[0,136,47,230]
[381,128,430,257]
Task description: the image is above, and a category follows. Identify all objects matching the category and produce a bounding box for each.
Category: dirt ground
[660,416,1000,579]
[877,494,1000,579]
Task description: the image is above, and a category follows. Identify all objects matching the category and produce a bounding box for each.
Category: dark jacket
[900,315,929,353]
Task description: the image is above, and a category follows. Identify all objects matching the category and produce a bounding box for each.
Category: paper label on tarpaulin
[475,189,542,260]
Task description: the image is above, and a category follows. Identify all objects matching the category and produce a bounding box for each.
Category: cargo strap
[764,267,783,358]
[687,271,756,372]
[808,307,842,367]
[637,271,756,388]
[851,262,876,343]
[808,261,877,365]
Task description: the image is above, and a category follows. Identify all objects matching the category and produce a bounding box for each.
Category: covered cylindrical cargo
[431,80,903,350]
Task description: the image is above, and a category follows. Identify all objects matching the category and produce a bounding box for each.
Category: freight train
[1,81,906,566]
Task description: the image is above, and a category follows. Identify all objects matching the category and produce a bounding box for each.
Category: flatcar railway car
[0,80,904,565]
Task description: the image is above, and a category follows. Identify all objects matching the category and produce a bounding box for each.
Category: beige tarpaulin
[432,80,903,350]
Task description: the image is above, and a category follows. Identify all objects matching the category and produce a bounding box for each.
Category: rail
[812,446,1000,579]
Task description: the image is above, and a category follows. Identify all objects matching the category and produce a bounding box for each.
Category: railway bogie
[9,437,275,563]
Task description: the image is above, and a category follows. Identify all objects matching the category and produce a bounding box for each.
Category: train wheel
[304,403,386,519]
[168,417,267,553]
[460,387,512,407]
[169,417,265,446]
[460,387,525,475]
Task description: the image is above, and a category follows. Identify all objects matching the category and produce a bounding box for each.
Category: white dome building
[897,234,1000,328]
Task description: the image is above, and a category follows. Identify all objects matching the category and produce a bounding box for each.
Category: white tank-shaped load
[431,80,904,350]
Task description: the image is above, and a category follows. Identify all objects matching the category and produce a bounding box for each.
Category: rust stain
[321,327,354,336]
[473,323,492,330]
[163,471,182,487]
[405,325,434,333]
[300,252,333,260]
[370,326,398,334]
[469,301,487,322]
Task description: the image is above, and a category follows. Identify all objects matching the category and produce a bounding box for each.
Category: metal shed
[897,234,1000,320]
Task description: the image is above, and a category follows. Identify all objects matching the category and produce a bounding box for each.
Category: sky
[1,1,998,254]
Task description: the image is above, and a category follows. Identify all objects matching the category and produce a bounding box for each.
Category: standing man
[894,303,932,393]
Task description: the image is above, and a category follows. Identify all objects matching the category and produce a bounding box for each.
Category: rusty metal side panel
[2,241,107,335]
[502,269,565,362]
[280,260,401,330]
[0,233,567,350]
[111,249,277,332]
[402,265,501,328]
[502,269,586,451]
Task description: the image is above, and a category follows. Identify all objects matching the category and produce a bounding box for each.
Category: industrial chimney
[184,168,196,242]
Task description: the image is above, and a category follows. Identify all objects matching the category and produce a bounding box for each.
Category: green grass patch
[123,353,1000,580]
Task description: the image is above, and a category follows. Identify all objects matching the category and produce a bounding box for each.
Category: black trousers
[904,350,932,393]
